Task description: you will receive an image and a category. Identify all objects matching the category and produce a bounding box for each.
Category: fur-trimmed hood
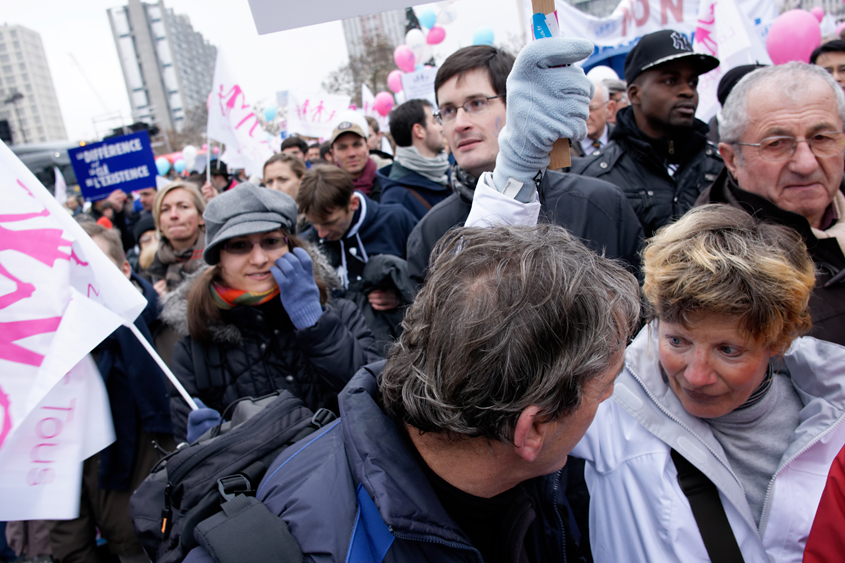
[158,240,341,343]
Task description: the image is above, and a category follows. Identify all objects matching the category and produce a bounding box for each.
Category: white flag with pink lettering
[0,139,148,520]
[207,50,274,177]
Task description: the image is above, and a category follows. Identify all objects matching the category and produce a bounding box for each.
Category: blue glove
[271,247,323,330]
[493,37,595,202]
[187,398,221,443]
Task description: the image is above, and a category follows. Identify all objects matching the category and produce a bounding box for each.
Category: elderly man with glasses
[697,62,845,345]
[406,44,644,289]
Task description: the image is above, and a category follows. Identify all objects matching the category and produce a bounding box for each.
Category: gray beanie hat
[203,183,297,265]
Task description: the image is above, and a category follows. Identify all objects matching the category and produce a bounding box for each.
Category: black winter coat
[407,167,644,290]
[697,168,845,347]
[162,276,381,442]
[569,106,724,238]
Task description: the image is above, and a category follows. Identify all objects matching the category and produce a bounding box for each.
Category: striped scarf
[210,283,280,310]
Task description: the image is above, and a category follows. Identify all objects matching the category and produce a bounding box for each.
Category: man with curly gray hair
[184,222,640,563]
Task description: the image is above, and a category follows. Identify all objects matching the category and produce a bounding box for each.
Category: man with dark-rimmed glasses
[697,62,845,346]
[406,45,644,290]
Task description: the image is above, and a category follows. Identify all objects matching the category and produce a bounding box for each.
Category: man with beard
[570,30,724,238]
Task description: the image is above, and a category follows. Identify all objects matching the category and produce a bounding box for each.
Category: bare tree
[323,33,396,107]
[165,103,209,152]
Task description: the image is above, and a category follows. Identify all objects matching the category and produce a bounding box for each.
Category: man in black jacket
[407,45,643,289]
[570,30,724,238]
[697,63,845,346]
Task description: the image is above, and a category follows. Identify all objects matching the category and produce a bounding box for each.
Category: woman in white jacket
[571,205,845,562]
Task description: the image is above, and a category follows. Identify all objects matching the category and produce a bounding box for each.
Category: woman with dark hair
[161,183,380,442]
[573,205,845,562]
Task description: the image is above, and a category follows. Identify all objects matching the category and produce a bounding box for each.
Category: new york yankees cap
[624,29,720,84]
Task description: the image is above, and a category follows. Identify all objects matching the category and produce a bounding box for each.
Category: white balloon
[406,29,427,63]
[182,145,198,168]
[586,66,619,84]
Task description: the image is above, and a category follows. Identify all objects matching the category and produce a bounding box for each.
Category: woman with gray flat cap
[160,183,381,443]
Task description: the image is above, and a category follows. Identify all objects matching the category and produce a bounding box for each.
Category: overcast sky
[5,0,528,142]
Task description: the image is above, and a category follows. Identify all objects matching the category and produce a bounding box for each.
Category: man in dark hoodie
[377,99,451,220]
[406,45,643,289]
[570,30,724,238]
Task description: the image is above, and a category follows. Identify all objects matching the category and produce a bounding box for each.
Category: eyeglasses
[736,132,845,162]
[433,95,504,124]
[589,102,610,112]
[221,236,288,255]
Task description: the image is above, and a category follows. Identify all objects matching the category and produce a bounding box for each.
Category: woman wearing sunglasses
[162,183,381,442]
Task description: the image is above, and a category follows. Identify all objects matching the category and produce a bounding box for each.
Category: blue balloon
[418,8,436,29]
[472,27,495,46]
[264,105,277,122]
[155,157,170,176]
[174,158,186,174]
[415,63,424,71]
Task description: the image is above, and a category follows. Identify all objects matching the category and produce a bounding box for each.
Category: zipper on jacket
[626,365,747,495]
[389,527,484,562]
[668,140,674,155]
[551,469,567,563]
[758,411,845,536]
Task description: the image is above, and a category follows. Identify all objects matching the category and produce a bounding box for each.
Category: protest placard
[400,67,439,108]
[286,90,352,139]
[68,131,157,201]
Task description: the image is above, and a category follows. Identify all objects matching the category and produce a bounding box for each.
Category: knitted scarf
[211,283,280,310]
[155,234,206,291]
[352,158,378,196]
[395,146,450,186]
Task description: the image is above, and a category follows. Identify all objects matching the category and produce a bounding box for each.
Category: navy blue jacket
[184,363,586,563]
[95,272,173,490]
[377,162,452,221]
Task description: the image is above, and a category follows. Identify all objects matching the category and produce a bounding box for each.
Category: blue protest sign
[68,131,158,201]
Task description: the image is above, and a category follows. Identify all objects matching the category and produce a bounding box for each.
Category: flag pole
[125,321,199,411]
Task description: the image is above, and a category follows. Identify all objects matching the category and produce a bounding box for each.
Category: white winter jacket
[573,325,845,563]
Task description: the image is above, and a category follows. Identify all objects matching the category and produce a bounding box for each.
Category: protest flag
[207,50,273,178]
[0,140,194,520]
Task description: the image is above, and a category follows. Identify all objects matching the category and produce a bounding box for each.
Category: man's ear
[512,406,546,463]
[627,82,640,107]
[348,194,361,212]
[606,99,616,116]
[719,142,739,176]
[121,260,132,280]
[412,122,425,141]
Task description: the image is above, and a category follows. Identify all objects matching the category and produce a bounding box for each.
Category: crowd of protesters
[6,24,845,563]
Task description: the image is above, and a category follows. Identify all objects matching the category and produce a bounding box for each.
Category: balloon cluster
[388,2,458,106]
[766,9,822,65]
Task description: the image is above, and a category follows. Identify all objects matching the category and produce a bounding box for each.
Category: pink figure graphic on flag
[0,384,11,451]
[310,100,327,123]
[218,84,249,117]
[0,317,62,367]
[695,4,718,56]
[0,262,34,310]
[235,112,261,138]
[297,100,311,121]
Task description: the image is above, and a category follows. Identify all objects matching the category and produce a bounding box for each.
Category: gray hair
[593,83,609,104]
[380,224,641,444]
[720,62,845,144]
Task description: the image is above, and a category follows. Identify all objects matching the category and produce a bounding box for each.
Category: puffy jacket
[569,106,724,238]
[697,168,845,347]
[572,326,845,562]
[184,362,588,563]
[160,262,382,442]
[377,162,452,220]
[406,167,644,290]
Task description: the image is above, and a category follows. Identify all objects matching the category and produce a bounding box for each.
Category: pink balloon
[202,143,208,150]
[838,21,845,37]
[387,70,404,93]
[213,147,220,154]
[766,10,821,65]
[393,45,416,73]
[373,91,396,117]
[811,6,825,21]
[427,26,446,45]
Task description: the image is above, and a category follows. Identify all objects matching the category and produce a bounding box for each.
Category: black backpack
[130,390,336,563]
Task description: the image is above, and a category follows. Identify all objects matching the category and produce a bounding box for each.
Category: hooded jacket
[183,362,587,563]
[377,162,452,220]
[697,168,845,347]
[569,106,724,238]
[572,326,845,562]
[159,245,382,442]
[406,167,644,290]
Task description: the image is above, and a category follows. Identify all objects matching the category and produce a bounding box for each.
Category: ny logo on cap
[671,31,691,52]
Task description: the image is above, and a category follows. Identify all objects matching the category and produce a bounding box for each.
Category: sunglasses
[221,236,289,255]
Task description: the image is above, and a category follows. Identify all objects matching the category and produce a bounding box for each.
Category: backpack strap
[405,188,433,211]
[670,449,745,563]
[191,339,226,409]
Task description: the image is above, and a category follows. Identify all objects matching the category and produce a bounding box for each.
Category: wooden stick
[531,0,572,169]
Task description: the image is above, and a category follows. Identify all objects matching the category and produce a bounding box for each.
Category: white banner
[248,0,413,35]
[400,67,439,108]
[522,0,777,51]
[693,0,772,121]
[207,51,274,177]
[0,139,146,519]
[286,90,352,139]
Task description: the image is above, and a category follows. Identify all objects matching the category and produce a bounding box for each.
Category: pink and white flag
[693,0,772,122]
[207,50,273,178]
[0,139,148,520]
[286,90,352,140]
